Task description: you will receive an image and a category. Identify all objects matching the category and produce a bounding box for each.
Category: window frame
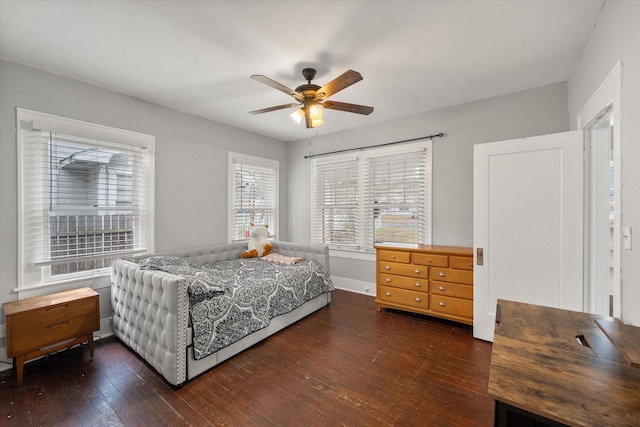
[17,108,155,291]
[227,152,279,243]
[311,140,432,253]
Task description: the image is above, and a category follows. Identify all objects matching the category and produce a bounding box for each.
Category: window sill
[329,248,376,262]
[14,271,111,297]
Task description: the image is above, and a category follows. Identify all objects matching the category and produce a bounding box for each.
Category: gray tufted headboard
[131,241,329,271]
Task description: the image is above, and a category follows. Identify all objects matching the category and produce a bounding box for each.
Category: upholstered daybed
[110,241,333,386]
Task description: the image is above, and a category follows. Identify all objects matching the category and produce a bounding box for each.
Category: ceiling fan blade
[315,70,363,100]
[249,103,301,115]
[250,75,304,101]
[322,101,374,115]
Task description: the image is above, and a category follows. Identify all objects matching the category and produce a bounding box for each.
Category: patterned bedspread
[132,256,334,360]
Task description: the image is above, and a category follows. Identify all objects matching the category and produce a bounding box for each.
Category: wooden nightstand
[3,287,99,385]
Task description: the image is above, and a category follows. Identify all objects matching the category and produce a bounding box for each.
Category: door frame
[577,60,622,317]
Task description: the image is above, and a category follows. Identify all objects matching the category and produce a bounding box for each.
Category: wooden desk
[488,299,640,427]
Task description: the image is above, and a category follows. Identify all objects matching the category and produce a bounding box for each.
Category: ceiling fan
[249,68,374,128]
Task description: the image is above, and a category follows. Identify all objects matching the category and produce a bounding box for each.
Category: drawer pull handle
[438,301,446,307]
[438,286,446,291]
[391,255,396,259]
[385,292,392,297]
[415,283,421,287]
[427,258,432,263]
[47,321,70,329]
[439,272,446,277]
[414,269,421,274]
[385,278,391,283]
[415,297,422,303]
[385,265,391,270]
[468,262,472,266]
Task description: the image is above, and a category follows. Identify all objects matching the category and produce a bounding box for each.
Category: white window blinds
[311,141,431,251]
[366,149,430,245]
[312,159,360,248]
[18,109,155,287]
[229,153,278,241]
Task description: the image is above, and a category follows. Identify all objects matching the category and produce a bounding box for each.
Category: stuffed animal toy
[242,224,273,258]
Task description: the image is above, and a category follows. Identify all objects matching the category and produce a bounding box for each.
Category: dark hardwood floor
[0,290,494,426]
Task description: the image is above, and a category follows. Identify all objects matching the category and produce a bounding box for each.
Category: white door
[473,131,583,342]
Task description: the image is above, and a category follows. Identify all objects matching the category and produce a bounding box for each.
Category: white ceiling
[0,0,604,142]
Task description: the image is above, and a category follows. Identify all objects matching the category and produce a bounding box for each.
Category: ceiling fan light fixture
[308,103,323,120]
[251,68,373,129]
[290,108,305,124]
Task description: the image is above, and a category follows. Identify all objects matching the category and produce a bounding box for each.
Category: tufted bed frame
[111,241,331,387]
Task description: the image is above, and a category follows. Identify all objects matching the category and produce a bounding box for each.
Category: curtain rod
[303,133,445,159]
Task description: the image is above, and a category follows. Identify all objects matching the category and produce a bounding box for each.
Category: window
[18,109,154,289]
[312,141,431,251]
[228,152,278,242]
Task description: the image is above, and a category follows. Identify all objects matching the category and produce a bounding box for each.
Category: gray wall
[568,1,640,326]
[288,82,569,286]
[0,59,288,331]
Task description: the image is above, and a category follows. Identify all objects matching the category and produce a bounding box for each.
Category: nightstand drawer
[430,294,473,318]
[379,274,428,292]
[10,313,99,355]
[378,261,428,279]
[379,285,428,309]
[10,298,97,334]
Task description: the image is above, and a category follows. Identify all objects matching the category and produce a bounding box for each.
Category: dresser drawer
[430,294,473,318]
[378,250,410,263]
[430,268,473,285]
[431,281,473,299]
[10,313,99,355]
[378,261,428,279]
[9,297,97,334]
[379,274,428,293]
[379,285,428,310]
[411,253,449,267]
[451,256,474,271]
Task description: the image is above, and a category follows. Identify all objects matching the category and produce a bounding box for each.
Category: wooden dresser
[3,287,99,385]
[374,244,474,324]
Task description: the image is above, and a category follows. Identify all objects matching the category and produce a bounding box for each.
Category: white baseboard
[332,276,376,297]
[98,317,114,339]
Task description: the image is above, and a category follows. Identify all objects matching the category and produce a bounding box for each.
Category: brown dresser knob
[385,278,391,283]
[385,265,391,270]
[415,283,421,287]
[414,269,421,274]
[427,258,432,263]
[438,286,446,291]
[438,301,446,307]
[439,272,446,277]
[385,292,392,297]
[415,297,422,303]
